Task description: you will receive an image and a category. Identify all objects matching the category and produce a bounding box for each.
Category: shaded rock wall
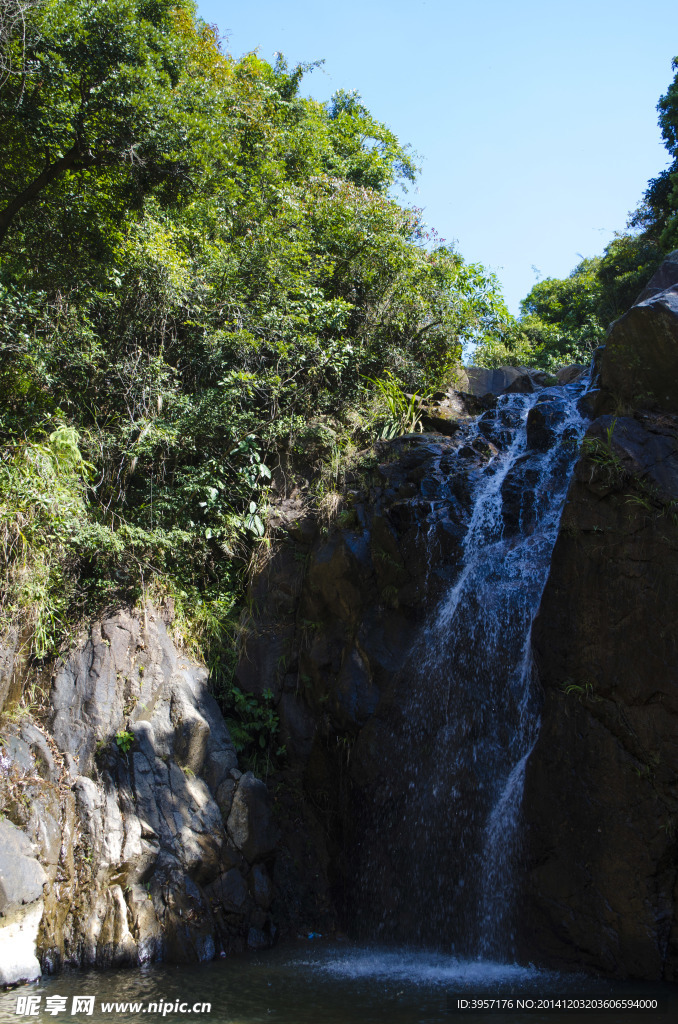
[234,387,578,940]
[592,248,678,414]
[243,316,678,977]
[234,431,482,927]
[521,260,678,980]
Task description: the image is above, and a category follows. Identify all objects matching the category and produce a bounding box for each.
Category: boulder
[207,868,248,911]
[464,366,555,397]
[586,414,678,502]
[416,391,466,435]
[634,249,678,303]
[0,820,46,985]
[556,363,588,385]
[0,819,47,913]
[227,772,278,863]
[598,256,678,410]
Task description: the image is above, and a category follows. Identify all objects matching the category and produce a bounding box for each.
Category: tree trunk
[0,144,96,245]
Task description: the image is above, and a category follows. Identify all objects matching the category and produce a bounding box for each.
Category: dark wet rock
[207,868,248,912]
[525,406,553,451]
[246,926,271,950]
[458,391,499,415]
[227,772,278,864]
[232,400,578,941]
[500,453,544,536]
[249,864,274,909]
[477,404,526,447]
[236,543,307,702]
[586,414,678,502]
[598,272,678,412]
[522,410,678,980]
[231,431,484,936]
[577,388,613,418]
[526,397,569,451]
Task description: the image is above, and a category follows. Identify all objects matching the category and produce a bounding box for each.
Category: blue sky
[197,0,678,314]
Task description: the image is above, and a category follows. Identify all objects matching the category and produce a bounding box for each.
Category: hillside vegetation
[1,1,677,700]
[0,0,511,678]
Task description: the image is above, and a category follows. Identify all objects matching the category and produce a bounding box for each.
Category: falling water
[353,378,587,958]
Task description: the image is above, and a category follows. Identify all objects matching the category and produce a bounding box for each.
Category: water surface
[1,944,675,1024]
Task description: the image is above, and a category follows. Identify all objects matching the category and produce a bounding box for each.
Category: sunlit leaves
[0,0,514,670]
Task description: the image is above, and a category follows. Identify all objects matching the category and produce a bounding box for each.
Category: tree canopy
[0,0,511,674]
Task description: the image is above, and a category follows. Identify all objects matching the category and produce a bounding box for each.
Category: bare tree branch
[0,0,42,87]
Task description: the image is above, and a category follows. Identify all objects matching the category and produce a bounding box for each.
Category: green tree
[473,232,663,371]
[652,56,678,247]
[627,57,678,248]
[475,57,678,372]
[0,0,225,251]
[0,0,512,673]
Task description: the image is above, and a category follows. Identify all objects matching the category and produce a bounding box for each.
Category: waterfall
[353,379,586,959]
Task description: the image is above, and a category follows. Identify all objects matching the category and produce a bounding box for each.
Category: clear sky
[196,0,678,314]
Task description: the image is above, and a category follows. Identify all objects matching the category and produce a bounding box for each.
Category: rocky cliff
[234,255,678,977]
[3,255,678,986]
[234,429,475,936]
[0,608,278,985]
[231,374,586,945]
[520,254,678,979]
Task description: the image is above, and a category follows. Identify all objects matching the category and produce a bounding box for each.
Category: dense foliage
[474,56,678,371]
[474,234,664,370]
[0,0,511,677]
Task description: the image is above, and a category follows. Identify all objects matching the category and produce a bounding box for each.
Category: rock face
[521,263,678,980]
[597,250,678,411]
[0,609,278,978]
[237,255,678,978]
[465,365,556,397]
[236,432,478,929]
[0,633,22,714]
[233,381,578,941]
[635,249,678,303]
[0,819,46,985]
[5,252,678,984]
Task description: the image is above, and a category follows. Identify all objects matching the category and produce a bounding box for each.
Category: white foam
[292,947,560,988]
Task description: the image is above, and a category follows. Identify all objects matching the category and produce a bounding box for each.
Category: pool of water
[1,944,676,1023]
